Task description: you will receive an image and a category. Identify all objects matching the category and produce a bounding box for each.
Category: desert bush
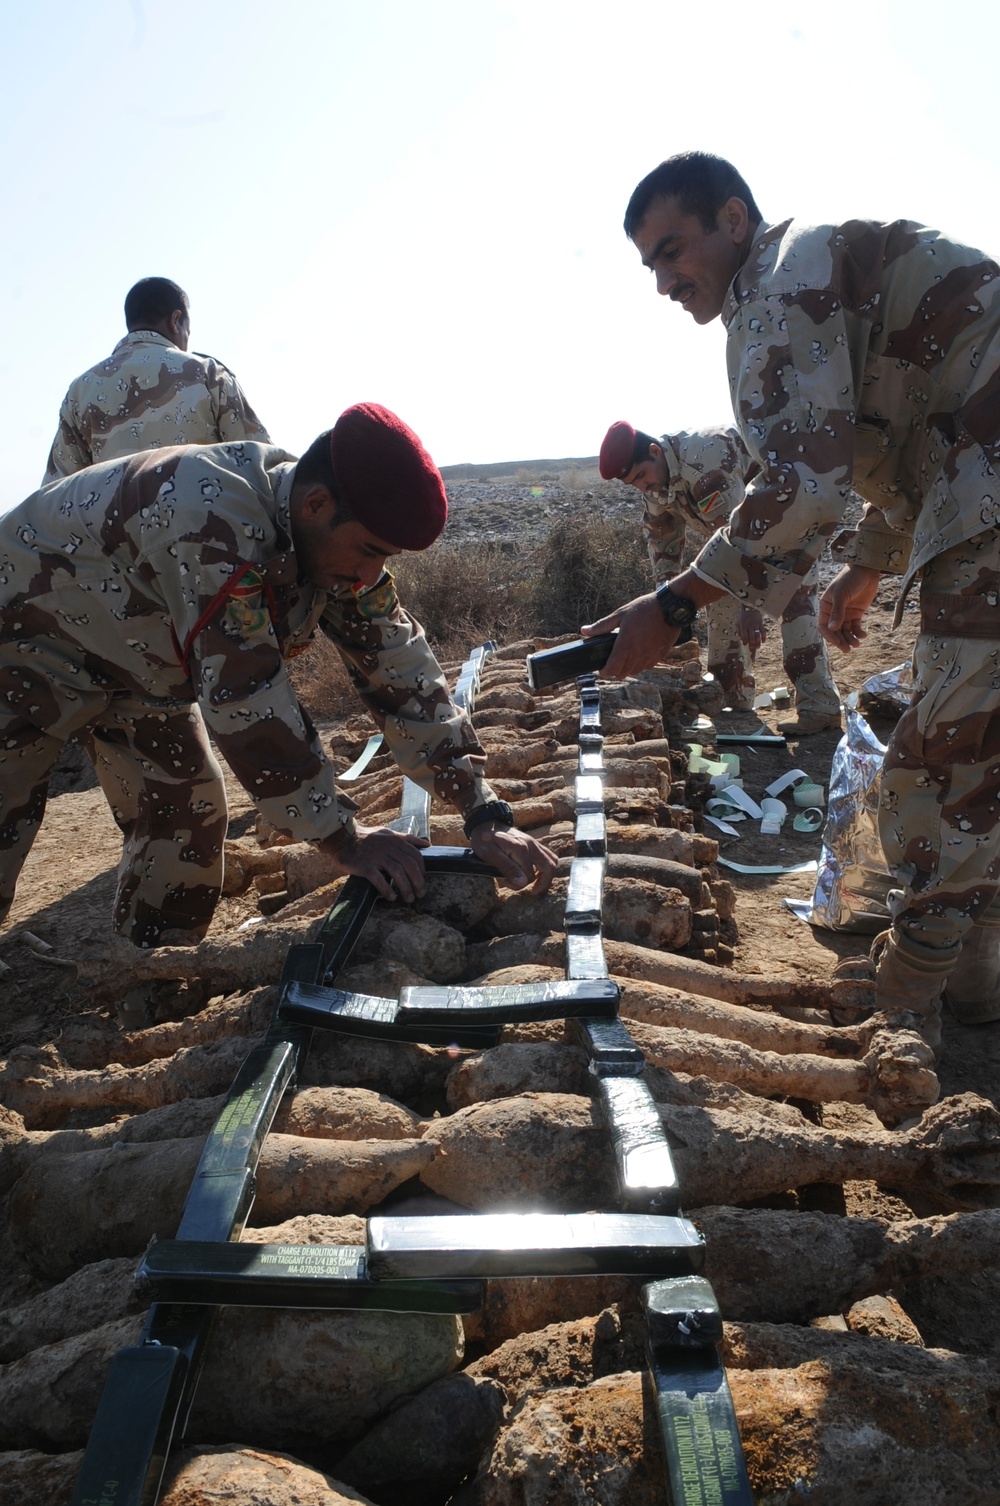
[527,513,650,635]
[291,512,655,720]
[287,632,359,721]
[393,541,535,658]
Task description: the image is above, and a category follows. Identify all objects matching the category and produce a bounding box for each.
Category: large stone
[0,1314,143,1448]
[413,872,499,931]
[0,1256,139,1362]
[453,1371,665,1506]
[0,1449,82,1506]
[159,1445,379,1505]
[467,1306,643,1404]
[335,1372,506,1505]
[421,1094,615,1210]
[0,1309,463,1453]
[445,1042,589,1109]
[9,1134,435,1278]
[724,1321,1000,1504]
[190,1309,465,1452]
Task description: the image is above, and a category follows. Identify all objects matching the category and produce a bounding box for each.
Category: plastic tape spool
[759,797,787,836]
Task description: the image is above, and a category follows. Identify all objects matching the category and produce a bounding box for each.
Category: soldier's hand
[317,823,428,902]
[737,606,766,652]
[819,565,881,652]
[582,592,677,678]
[469,824,558,894]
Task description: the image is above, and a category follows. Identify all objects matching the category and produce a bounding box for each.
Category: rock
[241,1213,366,1245]
[0,1257,140,1362]
[9,1134,435,1278]
[0,1448,82,1505]
[421,1094,615,1210]
[0,1309,464,1453]
[159,1445,379,1505]
[303,1034,460,1107]
[445,1043,589,1109]
[845,1294,925,1346]
[0,1314,143,1448]
[467,1307,643,1403]
[465,1277,644,1351]
[275,1087,424,1141]
[453,1371,665,1506]
[189,1309,465,1452]
[335,1372,507,1505]
[413,872,498,931]
[724,1321,1000,1503]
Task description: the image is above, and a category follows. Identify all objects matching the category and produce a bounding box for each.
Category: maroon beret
[599,420,638,481]
[330,403,448,550]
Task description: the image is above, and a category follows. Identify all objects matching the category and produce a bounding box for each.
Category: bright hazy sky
[3,0,999,511]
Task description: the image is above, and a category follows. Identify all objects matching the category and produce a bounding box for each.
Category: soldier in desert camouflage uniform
[43,277,269,482]
[0,404,556,949]
[585,150,1000,1049]
[599,420,840,731]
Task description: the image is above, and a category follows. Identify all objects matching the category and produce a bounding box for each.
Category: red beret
[599,420,638,481]
[330,403,448,551]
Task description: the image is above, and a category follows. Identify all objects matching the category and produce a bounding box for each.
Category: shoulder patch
[353,571,399,621]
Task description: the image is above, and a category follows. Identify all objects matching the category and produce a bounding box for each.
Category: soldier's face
[292,486,401,590]
[624,443,669,495]
[633,195,749,324]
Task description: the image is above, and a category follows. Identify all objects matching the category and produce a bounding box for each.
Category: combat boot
[944,897,1000,1025]
[870,928,959,1056]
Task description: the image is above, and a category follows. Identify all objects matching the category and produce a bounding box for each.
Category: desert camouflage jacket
[1,444,493,841]
[643,427,756,583]
[691,219,1000,620]
[43,331,270,483]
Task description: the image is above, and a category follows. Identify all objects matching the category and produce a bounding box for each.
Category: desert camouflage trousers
[880,528,1000,952]
[706,563,840,715]
[0,671,227,948]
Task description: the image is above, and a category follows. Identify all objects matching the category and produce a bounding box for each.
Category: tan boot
[777,711,843,737]
[870,928,959,1055]
[944,902,1000,1024]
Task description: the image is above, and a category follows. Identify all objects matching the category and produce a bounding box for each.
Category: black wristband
[463,800,515,841]
[655,582,698,628]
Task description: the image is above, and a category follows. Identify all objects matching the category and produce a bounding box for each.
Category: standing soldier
[599,419,840,734]
[585,149,1000,1052]
[43,276,269,482]
[1,404,556,953]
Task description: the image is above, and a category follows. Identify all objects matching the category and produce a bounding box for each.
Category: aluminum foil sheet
[786,664,913,933]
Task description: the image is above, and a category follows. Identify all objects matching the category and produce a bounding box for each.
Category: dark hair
[292,430,356,524]
[624,152,762,239]
[124,277,189,330]
[632,430,658,467]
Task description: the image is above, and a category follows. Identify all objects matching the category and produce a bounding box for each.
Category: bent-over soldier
[43,276,269,483]
[585,149,1000,1052]
[599,419,840,733]
[2,404,556,949]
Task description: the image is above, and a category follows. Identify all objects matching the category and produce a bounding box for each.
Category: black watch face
[659,588,695,626]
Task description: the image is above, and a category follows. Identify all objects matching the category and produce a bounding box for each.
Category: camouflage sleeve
[151,544,352,843]
[320,573,496,817]
[693,297,857,614]
[211,364,272,445]
[830,505,912,574]
[42,397,92,483]
[640,494,686,583]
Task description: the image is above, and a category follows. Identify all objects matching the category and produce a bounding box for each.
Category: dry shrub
[290,513,653,719]
[393,542,534,658]
[287,632,358,720]
[528,513,650,635]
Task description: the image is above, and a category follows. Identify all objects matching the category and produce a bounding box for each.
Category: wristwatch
[655,582,698,628]
[463,800,515,841]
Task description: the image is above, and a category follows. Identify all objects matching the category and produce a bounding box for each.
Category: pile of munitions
[3,642,1000,1506]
